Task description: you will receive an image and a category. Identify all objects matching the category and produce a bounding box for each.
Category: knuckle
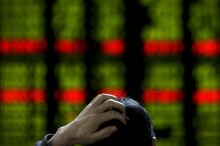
[106,99,114,104]
[99,93,105,97]
[102,93,117,99]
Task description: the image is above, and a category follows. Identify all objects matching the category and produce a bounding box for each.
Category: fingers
[90,110,127,143]
[91,94,118,106]
[91,93,126,124]
[95,98,126,114]
[90,126,117,142]
[97,110,126,125]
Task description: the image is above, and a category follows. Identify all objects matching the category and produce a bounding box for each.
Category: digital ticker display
[0,0,219,146]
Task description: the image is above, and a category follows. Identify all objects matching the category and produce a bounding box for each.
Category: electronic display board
[89,0,126,97]
[0,0,47,145]
[140,0,185,145]
[0,0,219,146]
[51,0,87,127]
[189,0,220,145]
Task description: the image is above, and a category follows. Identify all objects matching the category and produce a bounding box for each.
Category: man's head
[89,97,156,146]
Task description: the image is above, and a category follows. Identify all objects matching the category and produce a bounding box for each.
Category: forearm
[48,126,77,146]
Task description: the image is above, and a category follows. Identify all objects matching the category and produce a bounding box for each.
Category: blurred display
[0,0,47,145]
[0,0,219,146]
[189,0,220,145]
[52,0,87,127]
[140,0,185,145]
[90,0,126,97]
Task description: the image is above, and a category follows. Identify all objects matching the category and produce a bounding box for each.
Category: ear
[152,137,156,146]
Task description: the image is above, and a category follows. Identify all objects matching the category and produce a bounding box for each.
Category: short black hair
[89,97,155,146]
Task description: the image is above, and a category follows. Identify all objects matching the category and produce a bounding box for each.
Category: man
[35,94,156,146]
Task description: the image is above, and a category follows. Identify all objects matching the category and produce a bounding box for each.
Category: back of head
[89,97,155,146]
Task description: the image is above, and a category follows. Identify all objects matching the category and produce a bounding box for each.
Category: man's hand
[49,94,126,146]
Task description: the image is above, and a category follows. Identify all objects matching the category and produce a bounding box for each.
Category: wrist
[40,134,54,146]
[49,128,66,146]
[48,135,60,146]
[49,126,78,146]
